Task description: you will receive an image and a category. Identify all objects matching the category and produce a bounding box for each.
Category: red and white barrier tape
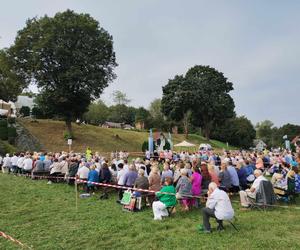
[0,231,31,249]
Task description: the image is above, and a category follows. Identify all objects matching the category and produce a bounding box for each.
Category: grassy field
[19,119,234,153]
[1,174,300,250]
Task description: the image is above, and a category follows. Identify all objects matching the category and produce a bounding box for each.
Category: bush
[7,127,17,138]
[0,127,8,140]
[7,117,16,124]
[63,131,74,140]
[0,119,7,128]
[20,106,30,117]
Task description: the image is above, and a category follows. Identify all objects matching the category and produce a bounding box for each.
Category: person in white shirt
[2,154,12,174]
[76,162,90,192]
[17,154,25,174]
[202,182,234,233]
[116,163,128,202]
[239,169,267,207]
[11,153,19,174]
[23,155,33,174]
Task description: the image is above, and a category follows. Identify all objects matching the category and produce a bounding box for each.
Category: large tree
[0,50,26,101]
[161,65,235,139]
[211,116,256,149]
[8,10,117,135]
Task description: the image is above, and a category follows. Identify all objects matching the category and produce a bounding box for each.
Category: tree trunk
[65,118,73,137]
[183,111,191,139]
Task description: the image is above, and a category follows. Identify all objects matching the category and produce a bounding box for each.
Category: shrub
[0,127,8,140]
[0,119,7,128]
[63,131,74,140]
[7,127,17,138]
[20,106,30,117]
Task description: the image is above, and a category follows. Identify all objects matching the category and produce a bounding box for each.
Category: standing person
[201,182,234,233]
[23,154,33,175]
[16,153,25,175]
[11,153,19,174]
[152,177,177,220]
[117,163,127,203]
[191,166,202,207]
[2,154,11,174]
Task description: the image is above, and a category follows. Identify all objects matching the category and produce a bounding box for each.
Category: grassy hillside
[1,174,300,249]
[20,119,234,153]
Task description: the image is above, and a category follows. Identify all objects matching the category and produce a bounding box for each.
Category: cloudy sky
[1,0,299,126]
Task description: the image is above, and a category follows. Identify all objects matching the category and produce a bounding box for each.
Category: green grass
[19,119,235,153]
[1,174,300,250]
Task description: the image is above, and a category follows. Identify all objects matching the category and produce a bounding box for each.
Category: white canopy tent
[174,141,196,147]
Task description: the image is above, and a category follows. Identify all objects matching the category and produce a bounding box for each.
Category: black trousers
[202,207,223,231]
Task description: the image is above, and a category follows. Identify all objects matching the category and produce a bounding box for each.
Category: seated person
[176,168,192,211]
[239,169,267,207]
[87,165,99,193]
[152,177,176,220]
[134,169,149,197]
[202,182,234,233]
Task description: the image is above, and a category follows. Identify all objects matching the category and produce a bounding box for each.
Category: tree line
[0,10,298,150]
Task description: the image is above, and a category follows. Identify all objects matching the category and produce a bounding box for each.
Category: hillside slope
[20,119,233,153]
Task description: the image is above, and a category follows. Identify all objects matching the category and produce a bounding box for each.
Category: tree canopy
[8,10,117,134]
[0,50,26,102]
[161,65,235,139]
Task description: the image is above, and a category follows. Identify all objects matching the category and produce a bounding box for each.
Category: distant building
[253,139,267,151]
[102,121,123,129]
[101,121,135,130]
[135,121,145,130]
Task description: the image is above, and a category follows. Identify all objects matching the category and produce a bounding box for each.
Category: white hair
[208,182,218,191]
[254,169,262,176]
[180,168,188,176]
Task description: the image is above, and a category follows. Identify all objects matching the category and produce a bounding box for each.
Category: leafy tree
[19,106,30,117]
[107,105,136,125]
[162,65,235,140]
[83,100,109,125]
[112,90,131,105]
[8,10,117,135]
[135,107,152,129]
[211,116,256,149]
[255,120,275,147]
[0,50,26,101]
[274,123,300,146]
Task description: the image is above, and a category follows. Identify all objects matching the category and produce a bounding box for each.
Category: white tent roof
[0,109,9,115]
[174,140,196,147]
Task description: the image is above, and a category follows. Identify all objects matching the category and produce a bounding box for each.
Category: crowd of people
[0,148,300,232]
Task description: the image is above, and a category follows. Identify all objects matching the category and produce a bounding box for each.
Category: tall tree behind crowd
[0,50,27,102]
[8,10,117,136]
[161,65,235,140]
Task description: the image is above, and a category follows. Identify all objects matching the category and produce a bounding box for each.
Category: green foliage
[7,117,16,124]
[63,131,74,140]
[142,140,156,152]
[211,116,256,149]
[107,105,136,125]
[0,119,7,127]
[0,50,27,102]
[0,127,8,140]
[9,9,117,133]
[7,127,17,138]
[19,106,30,117]
[112,90,131,105]
[0,140,16,155]
[1,174,300,249]
[161,65,235,140]
[83,100,109,125]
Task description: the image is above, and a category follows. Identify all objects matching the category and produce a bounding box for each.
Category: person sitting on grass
[152,176,177,220]
[202,182,234,233]
[176,168,192,211]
